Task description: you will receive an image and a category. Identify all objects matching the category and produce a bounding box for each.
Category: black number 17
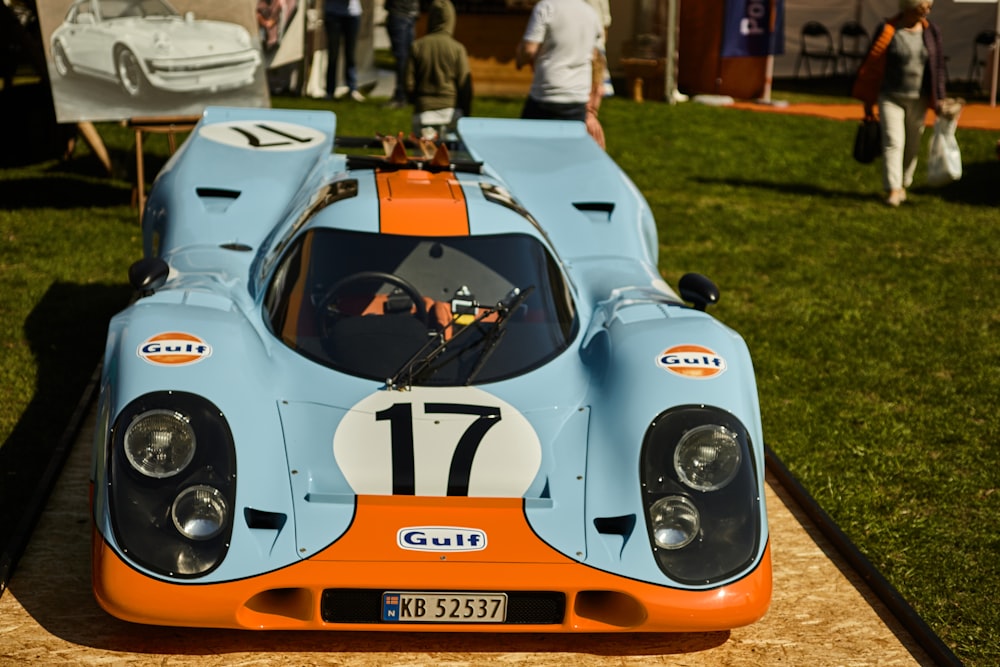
[375,403,502,496]
[230,123,316,148]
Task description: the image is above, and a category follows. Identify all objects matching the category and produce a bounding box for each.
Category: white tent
[772,0,998,93]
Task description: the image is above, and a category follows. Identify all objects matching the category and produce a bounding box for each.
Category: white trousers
[878,94,929,192]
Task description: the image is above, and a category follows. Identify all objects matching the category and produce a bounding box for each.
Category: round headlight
[153,31,171,52]
[124,409,196,478]
[173,543,212,575]
[649,495,700,550]
[172,485,228,541]
[674,424,741,491]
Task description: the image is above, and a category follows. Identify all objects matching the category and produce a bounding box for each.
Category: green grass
[2,87,998,665]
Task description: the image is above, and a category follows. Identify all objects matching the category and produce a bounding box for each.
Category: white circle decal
[333,386,542,498]
[198,120,327,151]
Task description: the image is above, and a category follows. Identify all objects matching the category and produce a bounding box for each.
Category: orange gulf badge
[656,344,727,379]
[137,332,213,366]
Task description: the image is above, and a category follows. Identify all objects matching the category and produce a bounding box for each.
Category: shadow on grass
[0,82,154,207]
[690,156,1000,208]
[0,84,75,169]
[0,176,131,210]
[922,159,1000,207]
[688,176,877,201]
[0,83,134,209]
[0,281,132,592]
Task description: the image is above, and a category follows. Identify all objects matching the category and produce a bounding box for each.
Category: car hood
[108,17,251,54]
[277,382,588,558]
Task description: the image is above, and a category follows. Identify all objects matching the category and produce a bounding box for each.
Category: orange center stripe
[377,170,470,236]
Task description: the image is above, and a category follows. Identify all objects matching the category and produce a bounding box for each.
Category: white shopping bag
[926,114,962,187]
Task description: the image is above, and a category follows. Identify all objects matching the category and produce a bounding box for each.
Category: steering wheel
[318,271,428,327]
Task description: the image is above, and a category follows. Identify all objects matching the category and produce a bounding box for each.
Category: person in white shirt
[515,0,605,147]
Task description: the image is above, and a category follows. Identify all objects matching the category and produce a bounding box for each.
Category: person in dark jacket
[405,0,472,139]
[852,0,947,207]
[384,0,420,109]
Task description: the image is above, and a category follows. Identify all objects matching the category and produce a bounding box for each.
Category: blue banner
[721,0,785,58]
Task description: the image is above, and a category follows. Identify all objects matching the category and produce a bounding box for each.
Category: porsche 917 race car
[92,106,771,631]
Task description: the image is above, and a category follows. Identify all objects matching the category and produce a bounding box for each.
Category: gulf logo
[137,332,213,366]
[656,344,727,379]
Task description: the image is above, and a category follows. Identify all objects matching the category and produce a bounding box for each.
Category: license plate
[381,592,508,623]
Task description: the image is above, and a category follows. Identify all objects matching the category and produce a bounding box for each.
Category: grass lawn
[1,84,997,665]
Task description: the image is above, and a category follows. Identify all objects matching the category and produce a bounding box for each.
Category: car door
[72,0,113,75]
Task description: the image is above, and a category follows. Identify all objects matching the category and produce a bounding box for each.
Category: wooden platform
[0,404,936,666]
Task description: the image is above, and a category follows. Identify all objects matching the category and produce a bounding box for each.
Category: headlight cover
[109,391,236,578]
[649,495,700,549]
[641,405,761,585]
[123,409,196,478]
[172,484,228,541]
[674,424,741,492]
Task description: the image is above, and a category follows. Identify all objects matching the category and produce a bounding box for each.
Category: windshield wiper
[385,286,534,390]
[463,286,534,385]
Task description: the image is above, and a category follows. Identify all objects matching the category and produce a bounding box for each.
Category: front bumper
[144,51,260,93]
[93,496,771,631]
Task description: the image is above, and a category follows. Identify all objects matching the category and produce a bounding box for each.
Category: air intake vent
[594,514,636,538]
[573,202,614,222]
[196,187,241,213]
[244,508,287,531]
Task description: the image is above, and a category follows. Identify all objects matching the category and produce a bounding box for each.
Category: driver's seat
[359,294,455,338]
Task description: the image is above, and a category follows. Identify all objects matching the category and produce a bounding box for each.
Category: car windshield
[99,0,176,19]
[264,229,578,385]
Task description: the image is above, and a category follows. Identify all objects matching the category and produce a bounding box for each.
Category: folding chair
[837,21,869,76]
[968,30,999,95]
[795,21,837,78]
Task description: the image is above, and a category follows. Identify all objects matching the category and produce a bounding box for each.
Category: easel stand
[124,115,199,221]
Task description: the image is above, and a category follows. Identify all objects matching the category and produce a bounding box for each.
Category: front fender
[94,298,301,581]
[582,302,767,588]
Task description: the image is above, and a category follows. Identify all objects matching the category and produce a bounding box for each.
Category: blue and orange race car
[91,107,771,631]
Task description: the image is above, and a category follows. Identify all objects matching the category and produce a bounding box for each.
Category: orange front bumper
[93,495,771,631]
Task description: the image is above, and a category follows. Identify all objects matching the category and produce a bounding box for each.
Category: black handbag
[853,116,882,164]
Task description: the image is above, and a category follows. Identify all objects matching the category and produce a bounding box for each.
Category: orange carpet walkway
[729,101,1000,131]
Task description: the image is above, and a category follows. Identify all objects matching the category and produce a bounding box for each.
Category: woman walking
[852,0,947,207]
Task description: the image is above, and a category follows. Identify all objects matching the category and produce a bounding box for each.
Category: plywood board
[0,404,934,666]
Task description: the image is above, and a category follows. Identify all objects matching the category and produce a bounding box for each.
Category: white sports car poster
[37,0,270,123]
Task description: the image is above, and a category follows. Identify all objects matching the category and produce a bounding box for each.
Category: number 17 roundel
[333,386,543,498]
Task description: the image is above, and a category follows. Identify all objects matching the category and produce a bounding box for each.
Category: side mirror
[128,257,169,295]
[678,273,719,311]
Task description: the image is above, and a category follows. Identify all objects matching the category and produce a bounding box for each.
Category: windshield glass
[264,229,577,384]
[99,0,176,19]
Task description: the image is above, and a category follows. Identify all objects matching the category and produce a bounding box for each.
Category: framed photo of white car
[37,0,270,123]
